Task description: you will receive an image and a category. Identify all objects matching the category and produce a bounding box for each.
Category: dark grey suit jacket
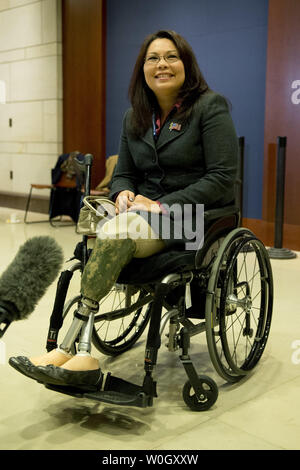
[110,91,238,248]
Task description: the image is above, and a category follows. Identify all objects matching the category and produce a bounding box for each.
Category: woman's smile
[144,38,185,101]
[155,73,174,81]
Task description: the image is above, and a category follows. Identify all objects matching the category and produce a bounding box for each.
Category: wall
[0,0,62,202]
[243,0,300,251]
[106,0,269,220]
[62,0,106,189]
[263,0,300,226]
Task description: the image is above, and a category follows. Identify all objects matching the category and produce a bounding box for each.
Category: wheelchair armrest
[204,204,240,224]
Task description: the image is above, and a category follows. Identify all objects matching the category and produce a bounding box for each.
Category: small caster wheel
[182,375,218,411]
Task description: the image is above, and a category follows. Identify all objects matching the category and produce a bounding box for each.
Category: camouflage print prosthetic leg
[59,238,136,355]
[81,238,136,302]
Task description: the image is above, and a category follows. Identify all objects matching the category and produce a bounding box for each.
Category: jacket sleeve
[109,110,140,199]
[159,93,238,208]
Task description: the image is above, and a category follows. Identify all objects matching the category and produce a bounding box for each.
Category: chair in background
[24,183,54,224]
[24,151,83,225]
[90,154,118,196]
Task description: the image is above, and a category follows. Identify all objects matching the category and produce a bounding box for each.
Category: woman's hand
[127,195,161,213]
[115,190,136,214]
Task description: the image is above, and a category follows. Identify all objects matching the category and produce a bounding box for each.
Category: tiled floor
[0,206,299,450]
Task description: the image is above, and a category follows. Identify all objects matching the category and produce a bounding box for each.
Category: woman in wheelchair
[10,30,239,391]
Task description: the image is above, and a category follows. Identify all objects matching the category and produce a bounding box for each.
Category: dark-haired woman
[9,30,238,389]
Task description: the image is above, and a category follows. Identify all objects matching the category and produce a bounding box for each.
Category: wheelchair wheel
[182,375,218,411]
[92,284,153,356]
[205,228,273,383]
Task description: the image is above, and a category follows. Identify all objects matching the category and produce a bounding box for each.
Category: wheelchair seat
[118,205,239,284]
[117,249,196,284]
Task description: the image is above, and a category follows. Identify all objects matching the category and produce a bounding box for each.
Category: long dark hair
[128,30,210,137]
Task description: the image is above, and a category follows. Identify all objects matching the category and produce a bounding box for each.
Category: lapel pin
[169,122,182,131]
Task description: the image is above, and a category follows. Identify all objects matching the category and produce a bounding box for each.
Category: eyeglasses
[144,52,181,65]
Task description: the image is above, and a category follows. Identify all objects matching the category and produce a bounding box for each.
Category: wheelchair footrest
[44,373,154,408]
[83,389,150,408]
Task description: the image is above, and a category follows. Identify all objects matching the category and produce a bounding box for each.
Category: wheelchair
[44,155,274,411]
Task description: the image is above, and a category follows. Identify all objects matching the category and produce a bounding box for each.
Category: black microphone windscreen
[0,236,64,321]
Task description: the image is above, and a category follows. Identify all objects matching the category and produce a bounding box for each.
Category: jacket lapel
[156,119,186,150]
[141,127,156,149]
[141,117,186,150]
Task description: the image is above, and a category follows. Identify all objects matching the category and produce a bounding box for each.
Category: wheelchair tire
[205,228,273,383]
[92,285,152,356]
[182,375,218,411]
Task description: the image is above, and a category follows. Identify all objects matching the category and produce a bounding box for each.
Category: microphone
[0,236,64,338]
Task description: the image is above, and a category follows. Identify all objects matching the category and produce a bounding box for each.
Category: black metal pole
[274,137,286,248]
[268,137,296,259]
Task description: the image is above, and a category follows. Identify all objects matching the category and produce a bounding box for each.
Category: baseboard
[0,192,49,214]
[242,218,300,252]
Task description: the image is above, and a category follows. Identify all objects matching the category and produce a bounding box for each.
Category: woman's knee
[97,212,165,258]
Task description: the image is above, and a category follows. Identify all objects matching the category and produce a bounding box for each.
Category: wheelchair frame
[44,155,274,411]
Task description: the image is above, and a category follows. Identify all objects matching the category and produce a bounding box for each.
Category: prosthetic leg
[44,237,171,407]
[9,237,138,389]
[53,237,136,358]
[46,281,172,408]
[44,237,156,403]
